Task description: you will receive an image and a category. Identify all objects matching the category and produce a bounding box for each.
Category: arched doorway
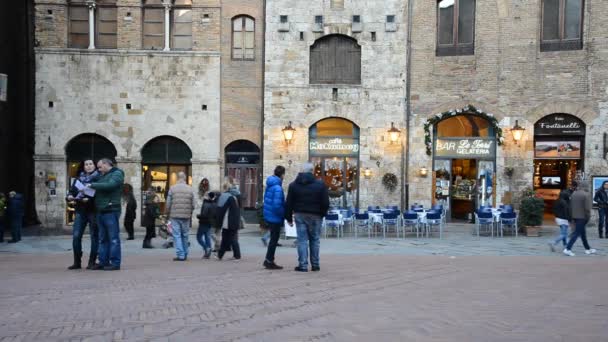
[225,140,260,209]
[432,114,497,221]
[65,133,117,224]
[141,136,192,216]
[533,113,586,215]
[309,118,360,209]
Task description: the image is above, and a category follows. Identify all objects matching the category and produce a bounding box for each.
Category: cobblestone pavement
[1,224,607,341]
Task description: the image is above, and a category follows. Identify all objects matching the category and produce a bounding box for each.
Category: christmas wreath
[382,173,398,192]
[423,105,504,156]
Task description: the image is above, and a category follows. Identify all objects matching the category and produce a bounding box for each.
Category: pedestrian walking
[262,165,286,270]
[563,182,597,256]
[7,191,24,243]
[142,188,160,249]
[89,158,125,270]
[197,190,218,259]
[0,192,7,243]
[66,159,100,269]
[285,163,329,272]
[216,181,241,260]
[593,180,608,238]
[165,172,195,261]
[123,184,137,240]
[548,190,571,252]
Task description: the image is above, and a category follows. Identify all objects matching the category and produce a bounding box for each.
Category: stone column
[163,1,171,51]
[86,0,96,49]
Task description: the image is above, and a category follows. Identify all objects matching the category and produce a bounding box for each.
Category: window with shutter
[172,8,192,50]
[69,5,89,48]
[143,2,164,50]
[310,34,361,85]
[96,3,117,49]
[232,16,255,60]
[436,0,475,56]
[541,0,583,51]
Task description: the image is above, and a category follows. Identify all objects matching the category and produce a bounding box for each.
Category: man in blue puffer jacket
[262,165,286,270]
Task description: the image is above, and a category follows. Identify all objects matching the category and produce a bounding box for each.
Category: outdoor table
[368,212,383,225]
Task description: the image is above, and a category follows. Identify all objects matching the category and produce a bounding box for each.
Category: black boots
[142,238,154,249]
[68,252,82,270]
[86,253,98,270]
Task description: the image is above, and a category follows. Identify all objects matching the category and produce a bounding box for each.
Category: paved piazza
[1,225,607,341]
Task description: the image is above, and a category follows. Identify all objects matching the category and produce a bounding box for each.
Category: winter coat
[285,172,330,223]
[570,189,591,221]
[67,171,100,213]
[142,201,160,227]
[217,192,240,230]
[198,196,219,228]
[165,182,195,219]
[593,185,608,209]
[552,191,571,221]
[90,167,125,213]
[263,175,285,224]
[7,193,25,218]
[124,194,137,222]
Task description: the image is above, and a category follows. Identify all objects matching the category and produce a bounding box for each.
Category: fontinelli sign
[309,137,359,156]
[435,139,495,158]
[535,114,585,136]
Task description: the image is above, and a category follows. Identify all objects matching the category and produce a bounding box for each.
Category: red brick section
[0,254,606,341]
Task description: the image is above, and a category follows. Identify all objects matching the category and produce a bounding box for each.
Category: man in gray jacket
[563,181,597,256]
[166,172,196,261]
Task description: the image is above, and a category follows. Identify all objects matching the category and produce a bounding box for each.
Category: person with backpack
[216,181,241,260]
[197,190,218,259]
[548,190,571,252]
[142,188,160,249]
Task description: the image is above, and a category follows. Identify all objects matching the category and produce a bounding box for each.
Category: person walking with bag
[548,190,571,252]
[216,181,241,260]
[142,188,160,249]
[165,172,195,261]
[593,180,608,238]
[66,159,100,269]
[563,182,597,256]
[262,166,286,270]
[197,191,218,259]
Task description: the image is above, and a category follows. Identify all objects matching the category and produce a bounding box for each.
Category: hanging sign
[435,138,495,158]
[309,137,359,156]
[534,114,585,136]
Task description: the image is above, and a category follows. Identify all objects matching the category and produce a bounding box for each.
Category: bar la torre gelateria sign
[435,138,495,158]
[309,137,359,156]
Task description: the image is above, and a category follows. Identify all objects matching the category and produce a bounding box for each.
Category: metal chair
[475,211,494,237]
[500,211,518,237]
[382,212,400,239]
[402,212,420,238]
[425,212,443,239]
[342,209,354,236]
[354,213,371,238]
[324,214,342,238]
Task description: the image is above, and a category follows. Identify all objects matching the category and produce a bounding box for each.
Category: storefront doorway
[309,118,360,209]
[533,114,585,215]
[432,114,496,221]
[141,136,192,220]
[225,140,260,209]
[65,133,117,224]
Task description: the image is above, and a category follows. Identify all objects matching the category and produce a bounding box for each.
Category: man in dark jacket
[7,191,24,243]
[285,163,329,272]
[593,181,608,238]
[262,165,286,270]
[216,182,241,260]
[564,182,596,256]
[89,158,125,270]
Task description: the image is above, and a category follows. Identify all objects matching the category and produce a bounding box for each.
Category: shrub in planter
[517,188,545,236]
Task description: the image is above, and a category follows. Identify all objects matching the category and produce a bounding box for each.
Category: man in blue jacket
[262,165,286,270]
[7,191,24,243]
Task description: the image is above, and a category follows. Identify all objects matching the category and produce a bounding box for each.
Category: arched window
[141,136,192,164]
[225,140,260,209]
[232,16,255,60]
[310,34,361,85]
[65,133,117,162]
[436,0,475,56]
[436,115,492,138]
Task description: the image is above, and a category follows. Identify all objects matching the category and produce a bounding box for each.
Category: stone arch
[426,100,507,122]
[65,133,117,162]
[526,101,599,126]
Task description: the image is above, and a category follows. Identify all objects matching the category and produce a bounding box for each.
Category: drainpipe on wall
[403,0,414,210]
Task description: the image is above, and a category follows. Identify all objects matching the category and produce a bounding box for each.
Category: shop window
[69,1,89,48]
[436,0,476,56]
[143,0,165,49]
[310,34,361,85]
[436,115,491,138]
[541,0,584,51]
[96,0,117,49]
[232,16,255,60]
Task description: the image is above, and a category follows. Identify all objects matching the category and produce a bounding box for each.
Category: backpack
[201,200,219,228]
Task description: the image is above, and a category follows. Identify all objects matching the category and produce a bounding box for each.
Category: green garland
[423,105,504,156]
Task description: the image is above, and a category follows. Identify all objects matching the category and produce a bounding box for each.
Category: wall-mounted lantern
[511,120,525,144]
[363,167,372,179]
[419,167,428,177]
[282,121,296,144]
[387,122,401,144]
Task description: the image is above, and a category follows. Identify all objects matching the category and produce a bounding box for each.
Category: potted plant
[517,188,545,236]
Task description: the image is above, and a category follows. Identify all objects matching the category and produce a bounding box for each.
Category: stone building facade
[264,0,608,217]
[33,0,263,228]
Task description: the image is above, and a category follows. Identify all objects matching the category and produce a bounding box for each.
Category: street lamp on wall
[419,167,428,177]
[363,167,372,179]
[387,122,401,144]
[282,121,296,144]
[511,120,525,144]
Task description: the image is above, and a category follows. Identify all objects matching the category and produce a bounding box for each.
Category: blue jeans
[566,218,591,251]
[196,223,212,251]
[73,211,99,257]
[97,212,121,267]
[171,218,191,260]
[10,216,22,241]
[598,208,607,236]
[295,214,322,269]
[551,224,569,246]
[262,230,271,242]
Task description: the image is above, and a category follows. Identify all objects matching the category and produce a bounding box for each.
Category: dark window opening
[436,0,476,56]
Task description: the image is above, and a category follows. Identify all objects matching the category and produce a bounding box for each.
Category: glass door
[311,157,359,208]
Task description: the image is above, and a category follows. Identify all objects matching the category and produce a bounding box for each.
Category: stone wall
[34,50,221,228]
[264,0,408,208]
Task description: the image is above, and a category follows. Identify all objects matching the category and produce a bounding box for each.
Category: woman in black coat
[216,181,241,260]
[123,184,137,240]
[141,188,159,248]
